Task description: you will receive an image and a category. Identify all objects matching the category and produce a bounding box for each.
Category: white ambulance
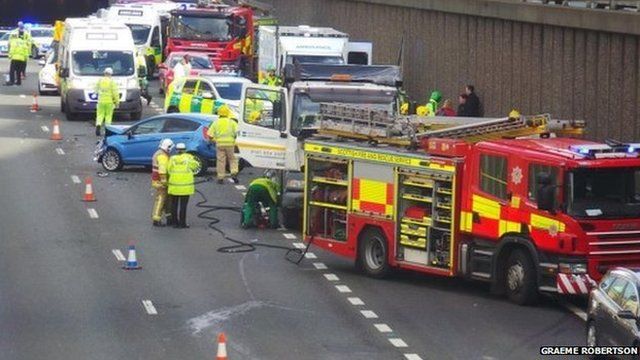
[58,17,142,121]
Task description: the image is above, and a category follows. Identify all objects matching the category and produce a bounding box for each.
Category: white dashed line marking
[70,175,81,184]
[234,185,246,190]
[323,273,339,281]
[389,338,408,348]
[41,125,49,132]
[360,310,378,319]
[142,300,158,315]
[374,323,392,333]
[313,262,327,270]
[404,354,423,360]
[283,233,296,239]
[304,252,317,259]
[19,94,26,98]
[87,208,99,219]
[562,302,587,321]
[347,297,365,306]
[292,242,305,249]
[335,285,352,293]
[55,148,65,155]
[240,192,247,196]
[112,249,126,261]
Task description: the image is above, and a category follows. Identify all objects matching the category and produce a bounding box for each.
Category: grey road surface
[0,58,584,360]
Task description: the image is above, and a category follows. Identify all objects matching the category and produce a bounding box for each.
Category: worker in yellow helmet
[208,105,239,184]
[95,67,120,136]
[151,139,174,227]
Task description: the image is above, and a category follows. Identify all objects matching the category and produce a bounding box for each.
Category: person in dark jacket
[457,94,472,117]
[465,85,482,117]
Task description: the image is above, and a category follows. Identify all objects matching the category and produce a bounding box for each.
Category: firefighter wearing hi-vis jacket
[151,139,174,227]
[207,105,239,184]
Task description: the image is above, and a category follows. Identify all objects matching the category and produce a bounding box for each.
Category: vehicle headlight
[286,179,304,191]
[559,262,587,275]
[127,78,140,89]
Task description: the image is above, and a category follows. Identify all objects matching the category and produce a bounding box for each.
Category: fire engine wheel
[504,249,538,305]
[358,228,390,278]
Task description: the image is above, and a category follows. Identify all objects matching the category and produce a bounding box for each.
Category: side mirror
[617,310,637,320]
[127,130,134,139]
[202,91,214,100]
[38,59,46,66]
[59,68,69,78]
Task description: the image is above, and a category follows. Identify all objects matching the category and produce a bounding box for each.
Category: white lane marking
[374,323,392,333]
[19,94,26,98]
[142,300,158,315]
[324,273,339,281]
[292,242,305,249]
[112,249,126,261]
[41,125,49,132]
[234,185,246,190]
[87,208,99,219]
[304,252,317,259]
[404,354,423,360]
[313,262,327,270]
[347,297,365,306]
[562,302,587,322]
[55,148,65,155]
[283,233,296,239]
[389,338,408,348]
[227,178,235,183]
[360,310,378,319]
[335,285,352,293]
[70,175,81,184]
[240,192,247,197]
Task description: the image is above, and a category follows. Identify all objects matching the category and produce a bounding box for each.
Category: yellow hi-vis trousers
[216,145,238,180]
[152,184,171,222]
[96,102,115,126]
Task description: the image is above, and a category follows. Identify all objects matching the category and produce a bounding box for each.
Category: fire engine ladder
[317,103,584,145]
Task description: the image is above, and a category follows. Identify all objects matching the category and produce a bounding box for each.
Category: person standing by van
[5,24,30,86]
[95,68,119,137]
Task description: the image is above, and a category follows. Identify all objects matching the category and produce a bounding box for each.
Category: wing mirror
[617,309,637,320]
[202,91,214,100]
[59,68,69,78]
[127,129,134,139]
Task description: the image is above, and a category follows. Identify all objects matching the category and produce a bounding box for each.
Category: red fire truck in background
[302,104,640,305]
[165,1,255,71]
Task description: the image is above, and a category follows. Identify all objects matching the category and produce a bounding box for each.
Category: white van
[103,5,165,75]
[58,18,142,121]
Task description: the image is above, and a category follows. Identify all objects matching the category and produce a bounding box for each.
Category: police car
[0,31,13,57]
[27,25,54,59]
[164,75,251,117]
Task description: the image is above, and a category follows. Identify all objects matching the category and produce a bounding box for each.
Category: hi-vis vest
[249,178,280,204]
[96,77,119,104]
[167,153,198,196]
[207,116,238,147]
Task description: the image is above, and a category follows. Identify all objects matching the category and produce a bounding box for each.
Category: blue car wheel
[102,148,123,171]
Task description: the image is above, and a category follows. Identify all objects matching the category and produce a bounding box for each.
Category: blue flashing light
[578,147,590,154]
[629,146,636,153]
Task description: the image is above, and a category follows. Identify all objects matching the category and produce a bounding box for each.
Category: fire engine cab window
[479,154,508,200]
[243,88,284,131]
[528,164,558,201]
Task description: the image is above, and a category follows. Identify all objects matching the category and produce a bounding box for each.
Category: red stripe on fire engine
[360,201,386,214]
[386,183,394,205]
[352,178,360,200]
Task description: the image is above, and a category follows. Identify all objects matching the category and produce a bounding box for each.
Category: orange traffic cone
[82,177,96,202]
[30,92,40,112]
[50,119,62,141]
[216,333,228,360]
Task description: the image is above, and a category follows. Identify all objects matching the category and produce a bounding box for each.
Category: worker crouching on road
[151,139,174,227]
[241,175,280,229]
[167,143,199,229]
[95,68,119,137]
[208,105,239,184]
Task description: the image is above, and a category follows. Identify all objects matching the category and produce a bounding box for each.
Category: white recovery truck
[236,63,401,228]
[257,25,373,82]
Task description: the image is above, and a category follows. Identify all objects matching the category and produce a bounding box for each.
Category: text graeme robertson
[540,346,638,356]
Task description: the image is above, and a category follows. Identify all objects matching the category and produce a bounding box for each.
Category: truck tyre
[281,208,302,230]
[358,228,390,278]
[504,249,538,305]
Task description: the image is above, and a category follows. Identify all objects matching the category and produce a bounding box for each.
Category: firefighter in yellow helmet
[95,67,119,136]
[151,139,174,227]
[208,105,239,184]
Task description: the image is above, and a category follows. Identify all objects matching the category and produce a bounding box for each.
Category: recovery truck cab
[257,25,372,83]
[166,0,254,71]
[103,4,165,76]
[58,18,142,121]
[301,105,638,305]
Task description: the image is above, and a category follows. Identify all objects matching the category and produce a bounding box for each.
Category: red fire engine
[166,1,254,71]
[302,105,640,305]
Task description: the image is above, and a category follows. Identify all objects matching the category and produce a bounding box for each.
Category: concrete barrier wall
[264,0,640,141]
